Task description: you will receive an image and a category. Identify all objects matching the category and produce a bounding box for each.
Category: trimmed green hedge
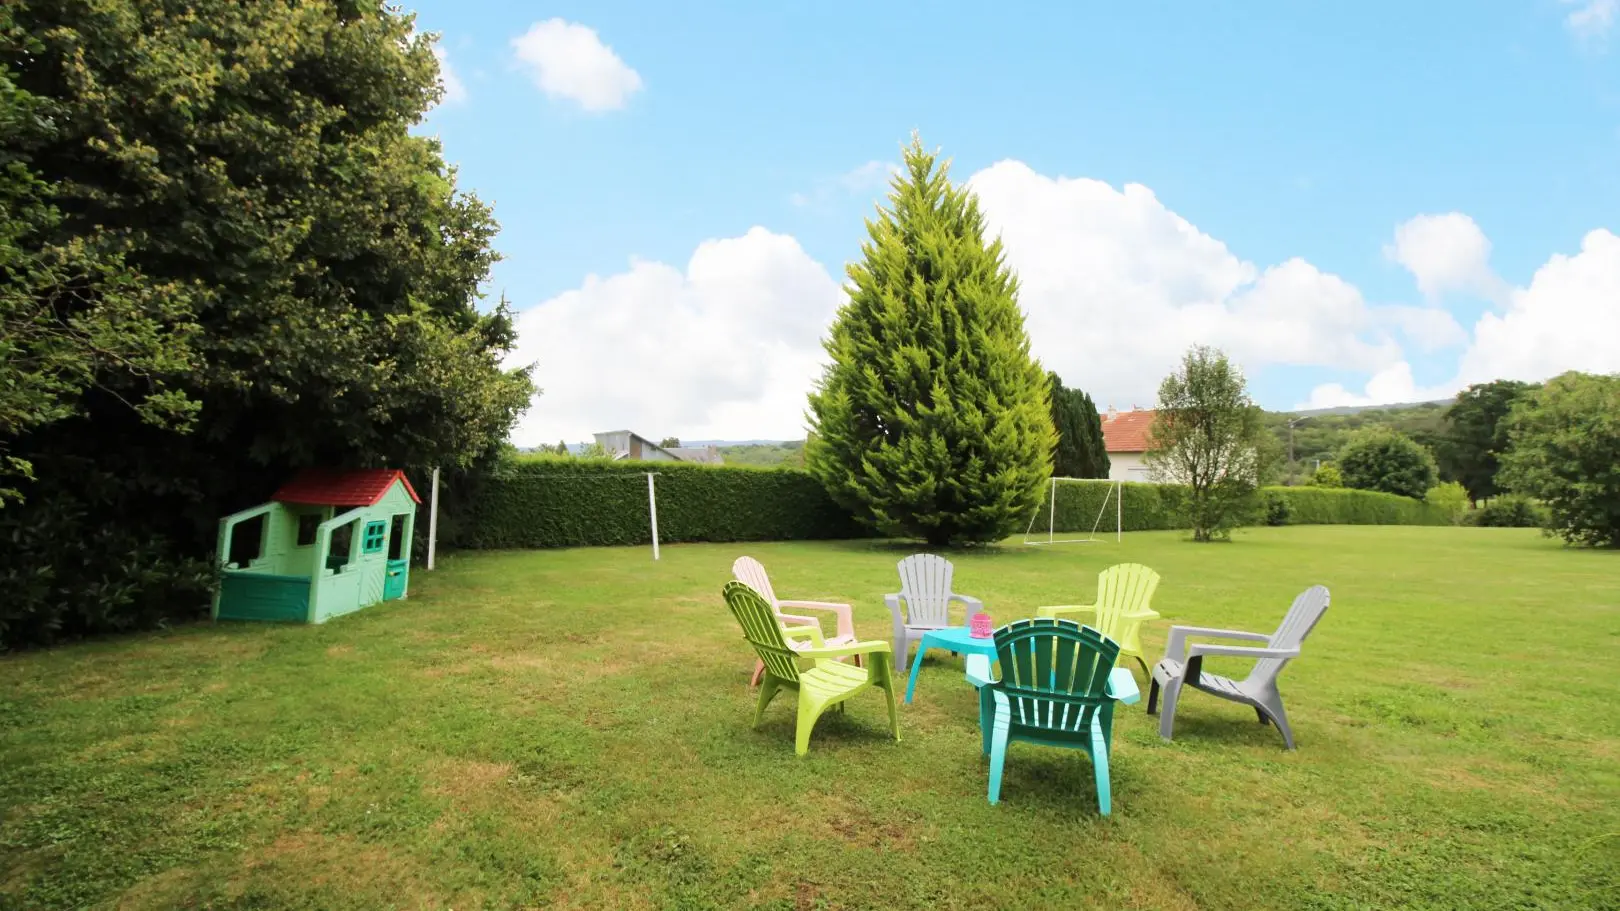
[450,457,867,549]
[451,463,1451,550]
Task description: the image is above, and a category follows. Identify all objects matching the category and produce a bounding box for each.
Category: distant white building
[1100,408,1156,483]
[592,430,723,465]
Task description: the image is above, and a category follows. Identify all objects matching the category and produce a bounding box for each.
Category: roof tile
[271,469,420,507]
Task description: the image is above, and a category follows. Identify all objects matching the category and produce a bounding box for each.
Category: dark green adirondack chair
[977,617,1129,814]
[722,580,900,756]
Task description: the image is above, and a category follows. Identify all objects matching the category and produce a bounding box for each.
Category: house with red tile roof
[1100,408,1158,482]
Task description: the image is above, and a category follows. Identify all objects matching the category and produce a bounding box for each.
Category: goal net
[1022,477,1123,545]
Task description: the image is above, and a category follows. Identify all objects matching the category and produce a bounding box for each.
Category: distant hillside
[1288,399,1451,418]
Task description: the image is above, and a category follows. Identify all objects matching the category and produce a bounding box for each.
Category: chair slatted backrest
[1093,563,1160,639]
[731,557,779,611]
[723,580,800,683]
[1251,585,1330,684]
[991,619,1120,733]
[897,553,955,627]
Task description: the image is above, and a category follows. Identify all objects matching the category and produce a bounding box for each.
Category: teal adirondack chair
[975,618,1131,814]
[722,580,900,756]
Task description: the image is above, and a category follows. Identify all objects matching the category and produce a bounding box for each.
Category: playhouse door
[383,559,408,600]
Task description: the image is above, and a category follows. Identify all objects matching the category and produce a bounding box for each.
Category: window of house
[327,521,354,569]
[361,520,387,555]
[227,514,265,566]
[296,514,321,547]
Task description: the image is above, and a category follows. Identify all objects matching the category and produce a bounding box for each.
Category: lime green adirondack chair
[722,581,901,756]
[1036,563,1161,677]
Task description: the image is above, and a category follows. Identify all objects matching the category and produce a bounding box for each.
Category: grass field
[2,526,1617,910]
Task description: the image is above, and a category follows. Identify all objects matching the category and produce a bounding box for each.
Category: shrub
[1338,430,1439,499]
[1308,464,1343,488]
[1263,491,1293,526]
[1471,495,1546,529]
[451,457,868,549]
[1424,482,1470,525]
[1497,371,1620,547]
[1266,486,1451,526]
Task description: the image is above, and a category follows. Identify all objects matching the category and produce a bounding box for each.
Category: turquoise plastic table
[905,625,1001,703]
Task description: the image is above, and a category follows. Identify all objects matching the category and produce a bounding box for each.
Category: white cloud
[1455,228,1620,384]
[1384,212,1502,301]
[511,20,642,112]
[431,46,468,105]
[965,161,1406,409]
[791,160,901,207]
[1565,0,1617,41]
[1374,306,1469,352]
[1303,227,1620,408]
[505,228,840,444]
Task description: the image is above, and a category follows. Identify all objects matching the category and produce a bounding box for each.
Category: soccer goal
[1022,477,1123,545]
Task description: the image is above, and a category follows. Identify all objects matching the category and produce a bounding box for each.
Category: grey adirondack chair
[733,556,860,687]
[1146,585,1329,750]
[885,554,984,671]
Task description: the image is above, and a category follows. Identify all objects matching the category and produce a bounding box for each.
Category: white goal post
[1022,477,1123,546]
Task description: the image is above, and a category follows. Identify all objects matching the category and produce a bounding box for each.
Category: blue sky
[409,1,1620,444]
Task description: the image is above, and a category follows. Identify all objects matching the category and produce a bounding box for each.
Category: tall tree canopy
[1498,371,1620,548]
[1337,430,1438,500]
[0,1,533,647]
[806,136,1051,546]
[1048,372,1109,479]
[1437,379,1535,502]
[1145,346,1268,542]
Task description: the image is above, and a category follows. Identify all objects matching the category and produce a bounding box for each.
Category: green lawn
[2,527,1617,910]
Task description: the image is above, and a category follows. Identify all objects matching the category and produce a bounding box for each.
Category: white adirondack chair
[732,556,860,687]
[885,554,984,671]
[1146,585,1330,749]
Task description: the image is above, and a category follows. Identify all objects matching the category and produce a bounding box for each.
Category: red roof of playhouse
[1100,409,1157,453]
[272,469,421,507]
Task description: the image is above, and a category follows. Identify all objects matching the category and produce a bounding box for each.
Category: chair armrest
[1105,668,1141,705]
[778,600,855,640]
[884,593,904,624]
[1036,604,1095,620]
[777,612,821,628]
[781,625,825,648]
[799,639,892,661]
[949,594,984,613]
[964,654,995,688]
[1164,624,1270,662]
[1187,643,1299,661]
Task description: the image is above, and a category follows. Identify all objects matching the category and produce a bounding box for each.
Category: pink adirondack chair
[732,557,860,687]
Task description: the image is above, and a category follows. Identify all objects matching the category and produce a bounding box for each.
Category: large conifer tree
[1049,372,1110,478]
[806,136,1051,546]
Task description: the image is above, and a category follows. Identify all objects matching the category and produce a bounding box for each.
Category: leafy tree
[807,136,1052,546]
[1424,481,1470,525]
[1308,464,1343,487]
[1337,430,1438,499]
[1437,380,1535,502]
[554,440,570,456]
[576,442,611,460]
[1048,372,1110,479]
[1145,346,1269,542]
[1498,371,1620,547]
[659,437,680,448]
[0,1,533,647]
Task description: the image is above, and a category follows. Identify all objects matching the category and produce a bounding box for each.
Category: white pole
[647,472,660,561]
[1048,478,1056,544]
[1116,480,1123,543]
[426,466,440,570]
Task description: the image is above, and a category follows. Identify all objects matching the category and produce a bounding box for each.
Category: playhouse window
[295,514,320,547]
[361,520,387,554]
[227,514,266,567]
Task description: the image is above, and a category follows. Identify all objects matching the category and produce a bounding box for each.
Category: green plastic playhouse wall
[214,478,417,624]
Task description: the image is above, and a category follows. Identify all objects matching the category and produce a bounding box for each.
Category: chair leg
[1146,678,1161,714]
[1133,655,1151,681]
[1157,680,1182,742]
[750,659,765,688]
[979,686,994,756]
[883,679,901,743]
[1255,706,1269,725]
[796,697,830,757]
[987,707,1011,805]
[1089,720,1112,816]
[753,677,782,728]
[1260,697,1296,750]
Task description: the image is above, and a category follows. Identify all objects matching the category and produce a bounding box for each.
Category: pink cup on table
[969,612,993,638]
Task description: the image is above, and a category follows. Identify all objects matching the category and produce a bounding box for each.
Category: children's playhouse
[213,469,420,624]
